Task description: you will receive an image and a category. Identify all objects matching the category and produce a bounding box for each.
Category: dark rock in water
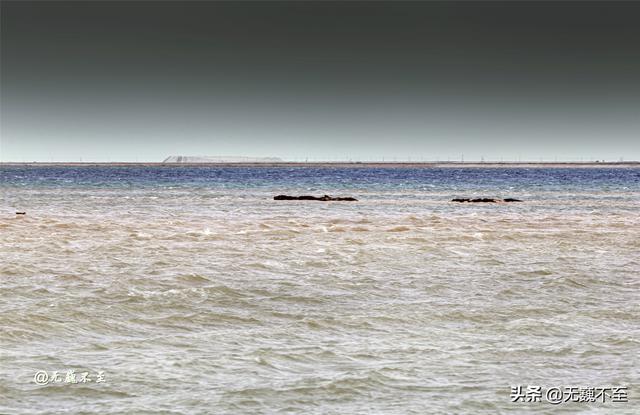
[15,211,26,215]
[451,198,523,203]
[274,194,358,202]
[451,198,497,203]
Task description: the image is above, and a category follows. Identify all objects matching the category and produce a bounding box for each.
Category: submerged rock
[274,195,358,202]
[451,198,522,203]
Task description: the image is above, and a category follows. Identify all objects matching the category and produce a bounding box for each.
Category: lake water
[1,166,639,414]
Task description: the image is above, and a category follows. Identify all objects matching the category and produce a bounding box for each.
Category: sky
[1,1,639,162]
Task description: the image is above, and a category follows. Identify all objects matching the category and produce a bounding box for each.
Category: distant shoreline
[1,161,639,168]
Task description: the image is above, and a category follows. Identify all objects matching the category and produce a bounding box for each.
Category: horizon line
[1,161,639,168]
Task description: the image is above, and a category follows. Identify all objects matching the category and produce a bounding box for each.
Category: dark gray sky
[2,1,639,162]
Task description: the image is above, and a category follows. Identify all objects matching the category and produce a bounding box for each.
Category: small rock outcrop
[274,195,358,202]
[163,155,283,163]
[451,198,523,203]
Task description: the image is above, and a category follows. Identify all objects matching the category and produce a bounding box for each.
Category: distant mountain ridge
[163,156,283,163]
